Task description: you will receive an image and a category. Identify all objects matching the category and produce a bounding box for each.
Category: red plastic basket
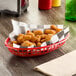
[5,33,69,57]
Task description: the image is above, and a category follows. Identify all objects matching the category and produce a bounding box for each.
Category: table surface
[0,0,76,76]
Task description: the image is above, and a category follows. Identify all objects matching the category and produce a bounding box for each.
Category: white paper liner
[9,20,69,48]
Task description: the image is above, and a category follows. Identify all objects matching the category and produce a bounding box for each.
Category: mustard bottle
[52,0,61,7]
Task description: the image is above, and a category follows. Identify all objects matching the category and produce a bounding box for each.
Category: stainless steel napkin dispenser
[0,0,29,16]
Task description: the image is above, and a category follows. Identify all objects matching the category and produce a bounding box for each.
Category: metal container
[0,0,29,17]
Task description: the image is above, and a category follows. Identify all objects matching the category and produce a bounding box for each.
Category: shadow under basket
[5,33,69,57]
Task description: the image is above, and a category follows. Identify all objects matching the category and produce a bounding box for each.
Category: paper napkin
[34,50,76,76]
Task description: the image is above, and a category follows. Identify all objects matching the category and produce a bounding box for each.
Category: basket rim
[5,33,70,50]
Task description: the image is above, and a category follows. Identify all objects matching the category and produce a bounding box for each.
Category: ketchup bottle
[21,0,26,7]
[38,0,52,10]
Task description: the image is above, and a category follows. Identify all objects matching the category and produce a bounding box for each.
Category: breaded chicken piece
[17,34,25,44]
[41,34,53,43]
[30,36,37,42]
[56,29,62,33]
[51,25,62,33]
[44,29,56,34]
[41,34,47,39]
[26,31,35,37]
[45,34,53,41]
[41,39,46,43]
[11,41,18,44]
[51,25,57,30]
[37,42,42,47]
[33,30,43,35]
[24,35,31,40]
[48,34,53,37]
[30,35,41,43]
[36,35,41,42]
[21,41,33,47]
[17,34,31,44]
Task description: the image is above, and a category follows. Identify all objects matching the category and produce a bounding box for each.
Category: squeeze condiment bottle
[38,0,52,10]
[52,0,61,7]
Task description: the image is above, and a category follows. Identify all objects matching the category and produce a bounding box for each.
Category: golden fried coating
[32,43,36,46]
[37,42,42,47]
[45,34,52,41]
[26,31,35,37]
[51,25,62,33]
[36,35,41,42]
[30,35,41,43]
[17,34,31,44]
[41,34,52,43]
[41,39,46,43]
[48,34,53,37]
[44,29,56,34]
[41,34,47,39]
[18,34,24,36]
[33,30,43,35]
[21,41,33,47]
[17,34,25,44]
[24,35,31,40]
[11,41,18,44]
[56,29,62,33]
[51,25,57,30]
[30,36,37,42]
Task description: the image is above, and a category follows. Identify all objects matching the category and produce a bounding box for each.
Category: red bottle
[38,0,52,10]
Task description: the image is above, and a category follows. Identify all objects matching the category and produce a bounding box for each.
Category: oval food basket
[5,33,69,57]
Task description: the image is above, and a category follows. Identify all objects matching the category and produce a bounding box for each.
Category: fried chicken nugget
[41,34,47,39]
[33,30,43,35]
[45,34,53,41]
[21,41,33,47]
[17,34,31,44]
[44,29,56,35]
[51,25,57,30]
[36,35,41,42]
[41,39,46,43]
[11,41,18,44]
[17,34,25,44]
[51,25,62,33]
[37,42,42,47]
[24,35,31,40]
[30,36,37,42]
[30,35,41,43]
[56,29,62,33]
[26,31,35,37]
[41,34,53,43]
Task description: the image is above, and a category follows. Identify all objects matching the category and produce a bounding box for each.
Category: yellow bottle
[52,0,61,7]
